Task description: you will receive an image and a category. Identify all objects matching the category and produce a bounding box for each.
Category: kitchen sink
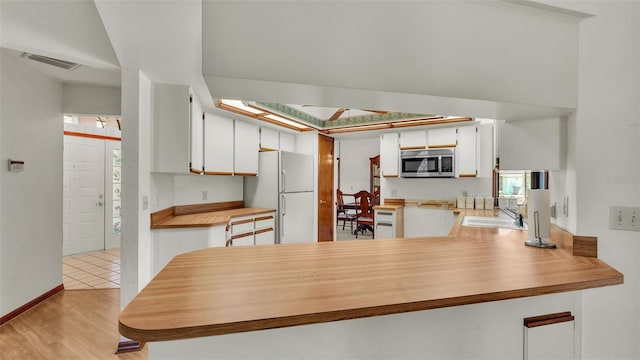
[461,216,528,230]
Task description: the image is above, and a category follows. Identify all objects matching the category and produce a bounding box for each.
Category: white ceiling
[1,0,577,124]
[93,0,213,107]
[1,0,213,108]
[0,0,121,87]
[202,1,577,121]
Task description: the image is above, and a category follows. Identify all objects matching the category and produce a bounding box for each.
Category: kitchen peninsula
[124,210,622,359]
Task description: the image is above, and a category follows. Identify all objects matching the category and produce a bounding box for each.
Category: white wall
[173,175,243,206]
[337,137,378,194]
[382,177,493,202]
[63,84,121,116]
[575,2,640,358]
[204,1,579,110]
[0,50,63,316]
[120,70,152,310]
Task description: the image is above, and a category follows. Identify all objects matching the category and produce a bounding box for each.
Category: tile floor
[62,248,120,290]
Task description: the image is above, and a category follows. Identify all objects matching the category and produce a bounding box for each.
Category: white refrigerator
[244,151,315,244]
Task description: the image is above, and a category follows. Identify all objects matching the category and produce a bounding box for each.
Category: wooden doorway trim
[318,134,334,242]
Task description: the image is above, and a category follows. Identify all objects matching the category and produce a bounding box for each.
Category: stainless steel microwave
[400,149,455,178]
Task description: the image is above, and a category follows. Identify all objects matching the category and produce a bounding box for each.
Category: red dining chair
[353,190,374,239]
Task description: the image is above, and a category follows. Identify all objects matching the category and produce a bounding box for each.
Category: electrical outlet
[202,190,208,201]
[609,206,640,231]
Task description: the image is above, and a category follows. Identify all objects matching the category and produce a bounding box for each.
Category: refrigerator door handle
[281,169,286,192]
[281,194,286,215]
[281,194,286,237]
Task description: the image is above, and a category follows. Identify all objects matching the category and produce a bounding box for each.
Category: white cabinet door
[525,316,575,360]
[375,223,394,240]
[456,126,477,177]
[152,225,226,276]
[375,209,395,239]
[234,121,259,176]
[280,132,295,152]
[255,228,275,245]
[231,233,255,246]
[380,132,399,178]
[152,83,191,173]
[260,127,279,151]
[428,127,457,148]
[399,130,427,150]
[190,94,203,174]
[204,112,234,175]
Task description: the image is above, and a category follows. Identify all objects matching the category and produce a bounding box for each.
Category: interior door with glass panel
[105,140,121,249]
[63,135,106,255]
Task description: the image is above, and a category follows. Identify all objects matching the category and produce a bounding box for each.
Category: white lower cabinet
[148,292,579,359]
[374,207,404,239]
[151,225,227,276]
[230,232,254,246]
[525,312,575,359]
[255,228,275,245]
[228,212,276,246]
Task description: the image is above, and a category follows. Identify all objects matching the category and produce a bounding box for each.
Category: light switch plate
[609,206,640,231]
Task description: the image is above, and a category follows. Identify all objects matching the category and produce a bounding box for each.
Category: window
[497,171,531,205]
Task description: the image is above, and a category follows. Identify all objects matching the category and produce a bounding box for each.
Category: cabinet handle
[524,312,574,328]
[378,211,393,216]
[376,223,393,228]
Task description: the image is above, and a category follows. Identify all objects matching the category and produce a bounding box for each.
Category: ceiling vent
[21,52,81,71]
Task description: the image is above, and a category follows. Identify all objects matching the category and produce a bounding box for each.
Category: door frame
[317,134,334,242]
[63,131,121,255]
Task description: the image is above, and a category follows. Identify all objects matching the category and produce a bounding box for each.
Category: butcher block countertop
[150,201,275,229]
[122,209,623,342]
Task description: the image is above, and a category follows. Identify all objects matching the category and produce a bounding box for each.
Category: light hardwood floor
[0,289,146,360]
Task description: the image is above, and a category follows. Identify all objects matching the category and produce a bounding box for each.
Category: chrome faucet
[499,207,526,228]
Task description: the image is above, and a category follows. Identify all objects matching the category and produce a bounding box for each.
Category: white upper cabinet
[204,112,234,175]
[428,127,457,148]
[234,120,259,176]
[190,95,204,174]
[380,132,399,178]
[260,127,279,151]
[279,132,295,152]
[151,83,192,173]
[399,130,427,150]
[498,118,562,171]
[456,126,477,177]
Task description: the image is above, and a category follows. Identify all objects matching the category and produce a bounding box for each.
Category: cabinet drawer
[230,231,254,246]
[255,228,274,246]
[375,211,395,223]
[230,218,254,234]
[255,215,275,230]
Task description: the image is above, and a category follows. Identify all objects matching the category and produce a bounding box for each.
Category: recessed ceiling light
[220,99,265,114]
[264,114,309,129]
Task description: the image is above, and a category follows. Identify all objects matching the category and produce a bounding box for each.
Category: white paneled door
[63,135,117,256]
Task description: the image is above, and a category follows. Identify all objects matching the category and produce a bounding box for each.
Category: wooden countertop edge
[150,218,230,229]
[119,275,623,342]
[373,205,404,210]
[150,208,276,229]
